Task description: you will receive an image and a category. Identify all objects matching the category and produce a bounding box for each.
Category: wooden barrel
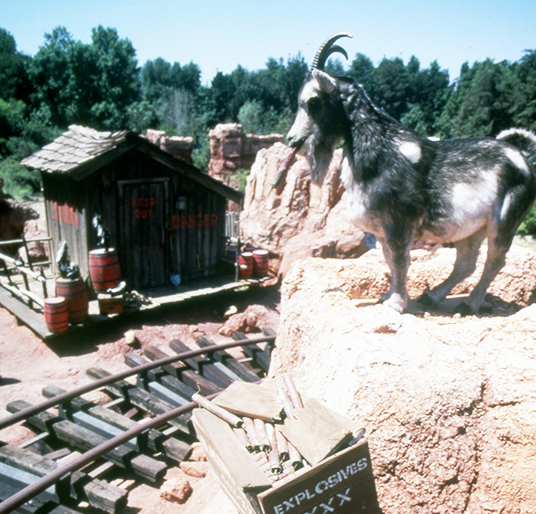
[238,252,254,279]
[252,250,269,277]
[55,277,89,324]
[44,297,69,334]
[88,249,121,293]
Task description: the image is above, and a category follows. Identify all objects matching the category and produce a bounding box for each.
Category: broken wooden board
[212,378,284,422]
[191,408,271,493]
[280,397,353,467]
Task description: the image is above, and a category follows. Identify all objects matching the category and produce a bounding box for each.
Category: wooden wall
[43,148,229,291]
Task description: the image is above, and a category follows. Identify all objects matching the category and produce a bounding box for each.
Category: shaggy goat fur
[287,41,536,314]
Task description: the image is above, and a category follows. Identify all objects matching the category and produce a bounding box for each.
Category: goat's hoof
[417,291,438,308]
[453,302,474,317]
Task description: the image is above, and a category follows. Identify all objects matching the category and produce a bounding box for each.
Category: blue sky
[2,0,535,85]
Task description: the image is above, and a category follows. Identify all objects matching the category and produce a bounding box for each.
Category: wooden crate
[97,295,124,314]
[192,408,380,514]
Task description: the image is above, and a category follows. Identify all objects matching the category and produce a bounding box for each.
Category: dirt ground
[0,286,280,513]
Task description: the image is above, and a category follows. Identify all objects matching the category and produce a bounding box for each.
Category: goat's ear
[312,69,338,94]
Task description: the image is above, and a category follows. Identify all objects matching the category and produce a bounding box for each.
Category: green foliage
[0,155,41,199]
[27,25,140,130]
[1,23,536,229]
[517,203,536,236]
[235,169,250,192]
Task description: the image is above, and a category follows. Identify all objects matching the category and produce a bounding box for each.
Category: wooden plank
[51,420,167,483]
[0,482,83,514]
[86,367,191,434]
[232,332,271,373]
[0,480,44,513]
[0,461,59,503]
[142,346,187,378]
[0,445,70,501]
[191,409,271,492]
[196,335,259,383]
[280,398,353,467]
[124,352,196,402]
[42,385,140,451]
[212,379,284,423]
[7,400,62,435]
[0,287,50,340]
[141,349,221,396]
[169,340,234,388]
[0,444,128,514]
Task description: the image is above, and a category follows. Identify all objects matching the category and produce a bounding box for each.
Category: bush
[517,203,536,236]
[0,156,41,199]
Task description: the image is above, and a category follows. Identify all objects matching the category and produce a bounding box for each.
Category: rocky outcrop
[208,124,284,182]
[0,180,39,257]
[146,129,194,164]
[240,143,369,278]
[270,247,536,514]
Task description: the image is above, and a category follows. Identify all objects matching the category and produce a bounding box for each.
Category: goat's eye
[307,97,321,112]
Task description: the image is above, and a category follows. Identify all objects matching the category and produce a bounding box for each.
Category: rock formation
[208,124,284,183]
[270,247,536,513]
[0,179,39,257]
[240,143,369,278]
[146,129,194,164]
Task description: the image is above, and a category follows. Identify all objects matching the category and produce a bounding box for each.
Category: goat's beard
[304,135,337,184]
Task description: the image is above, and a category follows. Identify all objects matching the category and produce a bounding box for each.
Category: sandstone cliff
[270,247,536,513]
[240,143,369,278]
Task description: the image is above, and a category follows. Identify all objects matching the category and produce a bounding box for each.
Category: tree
[510,50,536,132]
[404,59,451,136]
[0,28,31,102]
[88,26,140,130]
[450,59,513,137]
[371,57,410,120]
[27,26,140,130]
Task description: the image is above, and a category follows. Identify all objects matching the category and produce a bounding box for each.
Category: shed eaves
[21,125,129,173]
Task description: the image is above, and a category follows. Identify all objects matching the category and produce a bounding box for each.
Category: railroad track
[0,329,276,514]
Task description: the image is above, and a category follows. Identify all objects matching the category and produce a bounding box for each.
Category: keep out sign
[131,197,156,219]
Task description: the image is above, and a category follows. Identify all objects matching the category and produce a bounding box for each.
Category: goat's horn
[311,32,353,71]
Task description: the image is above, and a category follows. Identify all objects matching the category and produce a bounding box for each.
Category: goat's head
[287,32,352,183]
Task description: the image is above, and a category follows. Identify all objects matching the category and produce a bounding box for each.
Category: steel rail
[0,395,212,513]
[0,333,275,431]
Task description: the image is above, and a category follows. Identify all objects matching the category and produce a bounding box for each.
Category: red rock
[240,144,368,278]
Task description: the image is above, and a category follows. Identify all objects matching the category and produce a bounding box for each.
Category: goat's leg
[377,226,414,313]
[460,225,518,314]
[419,227,486,309]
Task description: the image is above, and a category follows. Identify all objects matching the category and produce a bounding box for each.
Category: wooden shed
[22,125,243,291]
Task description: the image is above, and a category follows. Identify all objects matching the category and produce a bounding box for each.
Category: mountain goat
[287,33,536,314]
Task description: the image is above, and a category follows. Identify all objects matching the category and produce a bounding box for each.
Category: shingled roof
[21,125,131,174]
[21,125,243,203]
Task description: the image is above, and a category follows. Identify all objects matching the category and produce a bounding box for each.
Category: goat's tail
[497,128,536,170]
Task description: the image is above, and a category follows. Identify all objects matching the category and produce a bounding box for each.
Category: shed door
[118,179,169,289]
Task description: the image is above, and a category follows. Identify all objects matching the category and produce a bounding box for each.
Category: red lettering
[172,213,219,229]
[135,209,152,219]
[131,197,157,208]
[50,201,78,226]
